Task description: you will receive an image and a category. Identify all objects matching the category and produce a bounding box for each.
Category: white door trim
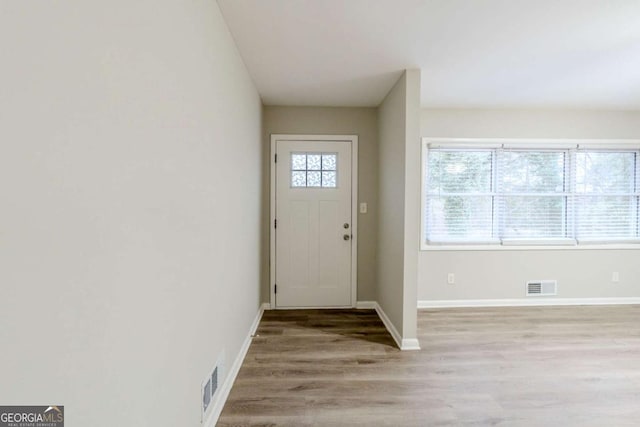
[270,134,358,309]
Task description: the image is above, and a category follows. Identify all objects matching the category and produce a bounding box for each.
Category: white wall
[377,70,420,343]
[419,109,640,303]
[262,106,379,301]
[0,2,262,426]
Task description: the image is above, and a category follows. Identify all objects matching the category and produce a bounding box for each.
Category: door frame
[270,134,358,309]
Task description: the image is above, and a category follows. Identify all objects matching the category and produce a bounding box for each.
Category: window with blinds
[575,151,638,241]
[424,143,640,246]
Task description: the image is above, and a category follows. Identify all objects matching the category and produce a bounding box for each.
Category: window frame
[421,138,640,251]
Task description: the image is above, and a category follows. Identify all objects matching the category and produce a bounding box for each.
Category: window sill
[421,242,640,251]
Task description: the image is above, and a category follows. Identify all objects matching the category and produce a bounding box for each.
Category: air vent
[202,378,212,414]
[210,367,218,398]
[526,280,557,296]
[202,352,225,422]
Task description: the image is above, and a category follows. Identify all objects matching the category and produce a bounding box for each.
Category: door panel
[275,140,352,308]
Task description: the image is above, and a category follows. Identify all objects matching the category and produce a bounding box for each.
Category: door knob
[343,234,351,241]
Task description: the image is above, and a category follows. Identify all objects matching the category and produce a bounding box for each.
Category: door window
[291,153,337,188]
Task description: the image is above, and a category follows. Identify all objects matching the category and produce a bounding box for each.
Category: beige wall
[0,2,262,426]
[421,109,640,138]
[402,70,421,340]
[377,70,420,343]
[262,106,379,301]
[420,108,640,302]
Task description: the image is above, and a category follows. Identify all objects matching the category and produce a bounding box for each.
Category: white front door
[274,138,355,308]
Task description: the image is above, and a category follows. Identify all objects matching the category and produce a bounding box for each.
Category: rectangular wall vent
[202,378,212,414]
[210,367,218,399]
[526,280,557,296]
[202,352,225,422]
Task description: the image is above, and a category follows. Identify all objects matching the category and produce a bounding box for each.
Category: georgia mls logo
[0,405,64,427]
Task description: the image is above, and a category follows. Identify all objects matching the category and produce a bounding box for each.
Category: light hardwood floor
[217,306,640,426]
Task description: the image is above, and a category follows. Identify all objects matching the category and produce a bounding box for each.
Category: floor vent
[526,280,557,296]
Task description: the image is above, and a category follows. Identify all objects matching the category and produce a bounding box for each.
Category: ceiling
[217,0,640,109]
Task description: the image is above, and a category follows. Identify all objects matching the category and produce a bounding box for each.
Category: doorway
[270,135,358,308]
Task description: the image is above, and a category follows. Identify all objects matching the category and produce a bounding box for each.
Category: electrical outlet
[447,273,455,284]
[612,272,620,283]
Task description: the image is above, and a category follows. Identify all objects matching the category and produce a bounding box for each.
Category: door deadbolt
[343,223,350,229]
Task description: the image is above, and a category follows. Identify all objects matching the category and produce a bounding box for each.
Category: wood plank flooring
[217,306,640,426]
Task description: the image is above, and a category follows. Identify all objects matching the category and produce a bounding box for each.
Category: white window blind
[424,144,640,246]
[426,150,496,243]
[499,150,568,241]
[575,151,639,241]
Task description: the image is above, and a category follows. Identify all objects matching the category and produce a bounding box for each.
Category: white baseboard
[372,302,401,348]
[364,301,420,351]
[399,338,421,350]
[204,302,269,427]
[355,300,377,309]
[418,297,640,309]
